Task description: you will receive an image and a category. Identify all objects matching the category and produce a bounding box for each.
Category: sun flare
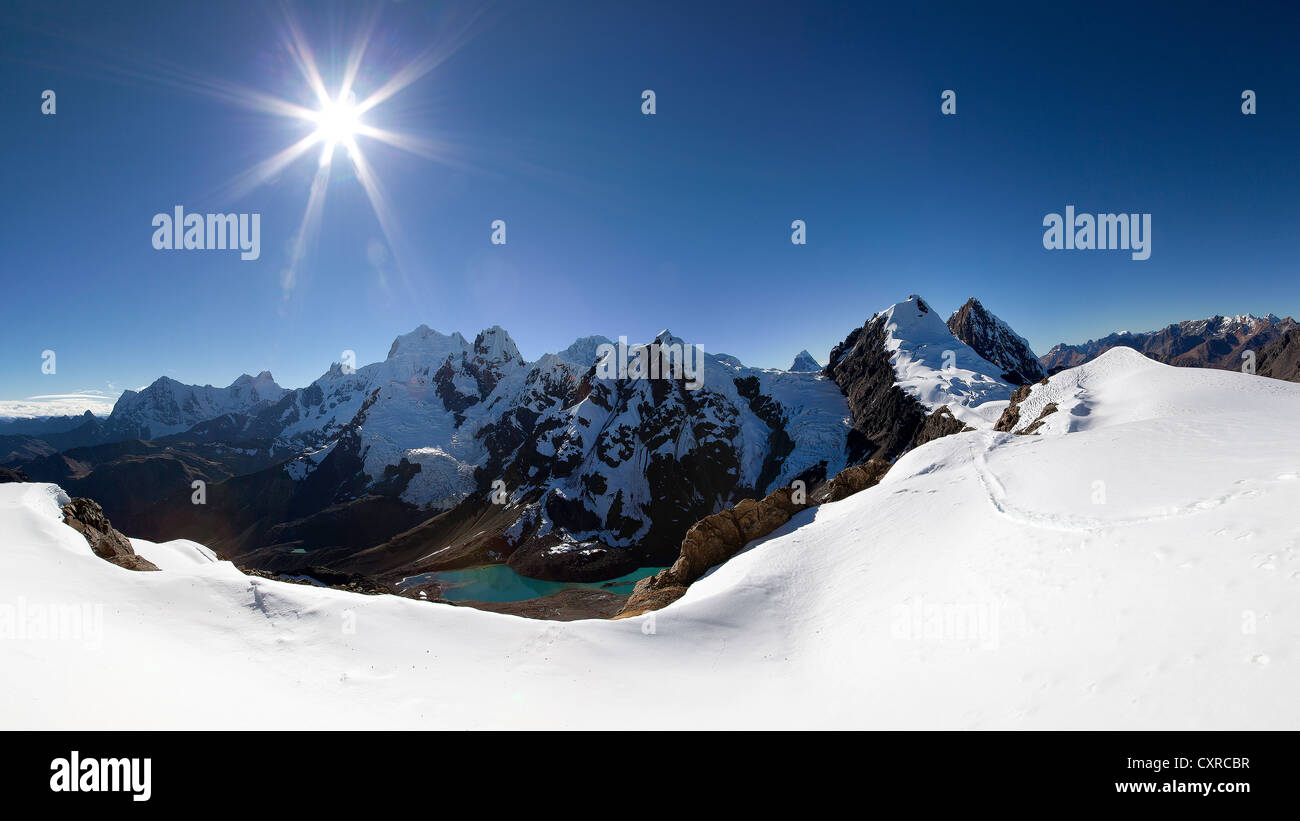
[311,93,362,158]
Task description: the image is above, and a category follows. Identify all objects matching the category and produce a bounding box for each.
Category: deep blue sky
[3,0,1298,413]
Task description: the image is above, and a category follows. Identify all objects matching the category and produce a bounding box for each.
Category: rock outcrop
[994,384,1035,432]
[812,459,892,504]
[61,497,159,571]
[824,313,930,464]
[0,466,29,483]
[946,298,1046,385]
[913,405,972,448]
[993,378,1057,435]
[1258,328,1300,382]
[617,459,894,618]
[1018,403,1059,435]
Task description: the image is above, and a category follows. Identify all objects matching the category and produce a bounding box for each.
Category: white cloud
[0,392,119,419]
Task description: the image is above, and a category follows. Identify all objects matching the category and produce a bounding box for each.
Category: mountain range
[1040,313,1298,375]
[9,333,1300,728]
[7,295,1299,584]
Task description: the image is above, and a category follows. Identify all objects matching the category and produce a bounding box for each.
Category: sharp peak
[901,294,933,313]
[880,294,940,318]
[789,349,822,371]
[472,325,523,360]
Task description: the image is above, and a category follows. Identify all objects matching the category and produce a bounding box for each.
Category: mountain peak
[946,297,1045,385]
[228,371,279,390]
[789,350,821,371]
[386,325,469,362]
[554,335,613,368]
[473,325,523,365]
[653,328,687,346]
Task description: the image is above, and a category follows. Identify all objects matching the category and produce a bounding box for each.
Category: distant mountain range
[1041,313,1298,376]
[7,297,1299,583]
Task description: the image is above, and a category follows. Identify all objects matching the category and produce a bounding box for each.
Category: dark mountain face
[824,315,929,464]
[1258,328,1300,381]
[1041,315,1297,375]
[0,414,121,458]
[946,298,1046,385]
[17,437,292,537]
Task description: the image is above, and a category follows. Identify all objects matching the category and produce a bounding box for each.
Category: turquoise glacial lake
[398,564,667,603]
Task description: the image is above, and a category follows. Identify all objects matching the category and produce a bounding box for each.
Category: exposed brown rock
[0,466,29,483]
[617,459,896,618]
[1041,314,1298,374]
[994,382,1040,432]
[813,458,892,504]
[61,497,159,572]
[613,575,689,619]
[995,384,1032,432]
[946,297,1046,385]
[1018,402,1059,435]
[1258,328,1300,382]
[912,405,973,448]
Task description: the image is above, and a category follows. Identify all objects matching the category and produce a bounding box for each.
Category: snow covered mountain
[877,295,1017,419]
[105,325,854,580]
[824,295,1018,463]
[17,299,1033,582]
[1041,313,1297,374]
[946,297,1046,385]
[319,329,854,580]
[789,350,821,371]
[249,300,1022,580]
[6,344,1298,729]
[108,371,287,438]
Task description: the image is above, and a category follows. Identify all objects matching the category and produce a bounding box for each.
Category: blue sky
[2,0,1298,413]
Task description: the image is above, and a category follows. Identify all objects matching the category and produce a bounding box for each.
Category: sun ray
[220,132,322,202]
[204,3,494,302]
[338,5,381,101]
[281,157,333,302]
[278,6,331,109]
[354,6,489,116]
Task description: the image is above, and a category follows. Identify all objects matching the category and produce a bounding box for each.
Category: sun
[205,5,481,301]
[311,92,362,157]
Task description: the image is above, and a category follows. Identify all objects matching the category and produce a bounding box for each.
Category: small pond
[397,564,668,603]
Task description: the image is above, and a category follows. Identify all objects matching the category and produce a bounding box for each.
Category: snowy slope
[3,347,1298,728]
[879,296,1016,427]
